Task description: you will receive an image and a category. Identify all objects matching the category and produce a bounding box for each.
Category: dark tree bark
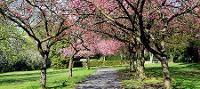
[37,42,50,89]
[40,53,48,88]
[141,48,146,68]
[128,43,136,72]
[68,57,73,77]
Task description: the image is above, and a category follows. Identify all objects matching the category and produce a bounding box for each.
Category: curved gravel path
[75,68,122,89]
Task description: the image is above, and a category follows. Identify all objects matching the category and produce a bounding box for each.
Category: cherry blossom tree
[1,0,199,88]
[60,29,124,76]
[67,0,200,88]
[96,0,199,88]
[60,30,100,76]
[69,0,147,79]
[97,39,124,56]
[0,0,85,88]
[97,39,125,61]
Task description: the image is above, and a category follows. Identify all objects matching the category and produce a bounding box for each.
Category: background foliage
[0,22,42,72]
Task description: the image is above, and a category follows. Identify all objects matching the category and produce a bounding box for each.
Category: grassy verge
[119,63,200,89]
[0,68,96,89]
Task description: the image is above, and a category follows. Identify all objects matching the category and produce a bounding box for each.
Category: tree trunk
[103,56,106,61]
[40,52,48,89]
[136,63,145,79]
[141,49,145,68]
[130,53,136,72]
[128,44,136,72]
[130,58,135,71]
[160,56,171,89]
[120,53,124,60]
[68,58,73,77]
[135,47,146,80]
[86,57,90,69]
[136,55,146,80]
[198,49,200,64]
[158,39,171,89]
[149,52,154,63]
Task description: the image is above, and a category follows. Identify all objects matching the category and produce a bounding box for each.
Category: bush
[0,23,43,73]
[0,58,42,73]
[51,57,67,69]
[51,57,84,69]
[106,55,121,60]
[83,60,129,68]
[0,50,42,73]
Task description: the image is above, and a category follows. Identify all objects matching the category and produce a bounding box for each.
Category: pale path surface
[75,68,122,89]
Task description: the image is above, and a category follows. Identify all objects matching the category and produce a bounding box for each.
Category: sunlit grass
[121,63,200,89]
[0,68,96,89]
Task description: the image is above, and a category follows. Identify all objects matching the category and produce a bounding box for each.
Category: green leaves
[0,22,41,72]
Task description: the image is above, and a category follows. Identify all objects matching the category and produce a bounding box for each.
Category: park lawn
[0,68,96,89]
[121,63,200,89]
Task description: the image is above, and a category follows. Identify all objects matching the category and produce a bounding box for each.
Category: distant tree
[60,29,123,76]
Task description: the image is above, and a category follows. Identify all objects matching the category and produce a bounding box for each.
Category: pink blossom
[97,39,124,56]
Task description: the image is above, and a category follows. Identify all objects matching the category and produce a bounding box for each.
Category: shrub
[51,57,67,69]
[83,60,129,67]
[51,58,84,69]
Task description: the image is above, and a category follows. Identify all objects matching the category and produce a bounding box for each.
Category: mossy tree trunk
[130,56,136,72]
[156,55,171,89]
[135,46,146,79]
[136,53,146,79]
[128,43,136,72]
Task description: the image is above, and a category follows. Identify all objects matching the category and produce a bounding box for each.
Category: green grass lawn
[121,63,200,89]
[0,68,96,89]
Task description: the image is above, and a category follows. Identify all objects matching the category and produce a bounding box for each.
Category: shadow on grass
[145,63,200,79]
[46,80,68,89]
[0,76,39,84]
[119,63,200,89]
[184,63,200,70]
[144,63,200,88]
[0,69,69,85]
[0,69,66,77]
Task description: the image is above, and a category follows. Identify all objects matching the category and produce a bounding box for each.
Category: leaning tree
[0,0,85,88]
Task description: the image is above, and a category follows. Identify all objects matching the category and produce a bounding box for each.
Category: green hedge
[82,60,129,67]
[51,59,129,69]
